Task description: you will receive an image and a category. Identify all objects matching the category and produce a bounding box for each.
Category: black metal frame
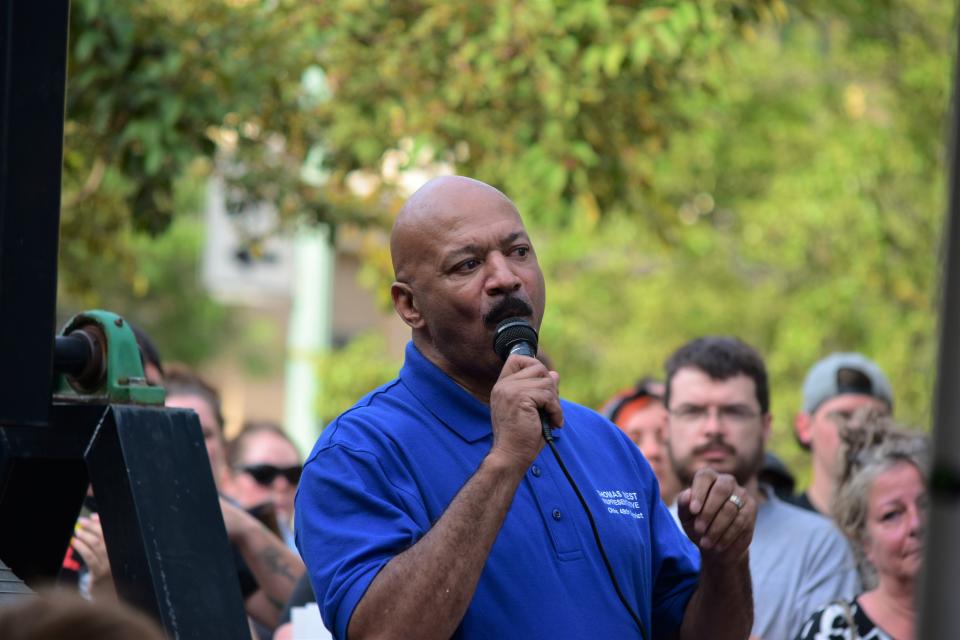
[0,0,68,428]
[0,2,250,637]
[0,405,250,638]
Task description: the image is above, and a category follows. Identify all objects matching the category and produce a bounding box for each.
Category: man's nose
[639,433,661,459]
[702,409,725,436]
[485,252,521,294]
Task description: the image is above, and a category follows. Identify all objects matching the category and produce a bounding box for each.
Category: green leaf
[603,41,627,77]
[630,37,652,66]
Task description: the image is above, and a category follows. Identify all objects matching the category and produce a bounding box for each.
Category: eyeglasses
[669,404,761,426]
[236,464,303,486]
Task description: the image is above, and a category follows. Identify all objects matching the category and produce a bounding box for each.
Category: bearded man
[663,336,860,640]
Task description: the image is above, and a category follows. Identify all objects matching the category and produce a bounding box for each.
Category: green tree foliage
[316,0,953,482]
[310,0,792,226]
[57,172,233,364]
[62,0,331,235]
[574,0,953,470]
[58,0,953,485]
[59,0,382,360]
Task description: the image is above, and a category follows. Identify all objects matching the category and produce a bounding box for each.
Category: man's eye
[513,246,529,257]
[456,259,480,272]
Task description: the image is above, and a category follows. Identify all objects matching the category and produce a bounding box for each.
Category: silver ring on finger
[728,493,744,512]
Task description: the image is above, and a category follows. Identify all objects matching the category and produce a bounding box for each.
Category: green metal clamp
[54,310,165,405]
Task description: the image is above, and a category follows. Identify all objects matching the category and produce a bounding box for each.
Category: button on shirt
[296,342,700,639]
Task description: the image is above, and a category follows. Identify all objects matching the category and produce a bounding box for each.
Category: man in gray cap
[791,352,894,515]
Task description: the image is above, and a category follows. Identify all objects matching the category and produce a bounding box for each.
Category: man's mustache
[483,296,534,329]
[692,437,737,457]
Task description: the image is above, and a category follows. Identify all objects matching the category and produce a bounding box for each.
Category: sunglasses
[237,464,303,486]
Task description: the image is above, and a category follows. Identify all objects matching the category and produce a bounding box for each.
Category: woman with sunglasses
[225,421,303,550]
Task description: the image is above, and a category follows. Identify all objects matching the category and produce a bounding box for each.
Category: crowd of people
[0,175,931,640]
[46,338,310,639]
[594,339,921,640]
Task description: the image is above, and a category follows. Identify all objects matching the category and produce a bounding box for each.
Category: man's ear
[794,412,813,451]
[391,282,424,329]
[761,413,773,446]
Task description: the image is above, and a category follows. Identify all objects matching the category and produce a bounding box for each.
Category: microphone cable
[543,428,649,640]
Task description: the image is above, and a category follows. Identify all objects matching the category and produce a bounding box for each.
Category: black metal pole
[918,10,960,639]
[0,0,70,428]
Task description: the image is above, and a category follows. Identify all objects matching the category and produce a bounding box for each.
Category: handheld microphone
[493,317,553,441]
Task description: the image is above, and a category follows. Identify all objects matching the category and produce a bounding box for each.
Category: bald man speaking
[295,177,755,640]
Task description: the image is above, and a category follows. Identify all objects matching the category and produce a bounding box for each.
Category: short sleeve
[295,441,430,640]
[795,526,860,629]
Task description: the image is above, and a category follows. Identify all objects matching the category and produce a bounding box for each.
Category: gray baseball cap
[801,352,894,415]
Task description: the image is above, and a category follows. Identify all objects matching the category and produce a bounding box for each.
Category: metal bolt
[114,317,123,327]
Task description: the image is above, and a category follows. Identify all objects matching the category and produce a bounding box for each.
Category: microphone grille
[493,318,539,361]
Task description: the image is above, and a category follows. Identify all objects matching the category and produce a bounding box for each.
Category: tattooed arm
[220,497,305,628]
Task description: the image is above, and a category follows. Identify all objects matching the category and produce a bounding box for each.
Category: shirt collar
[398,341,561,443]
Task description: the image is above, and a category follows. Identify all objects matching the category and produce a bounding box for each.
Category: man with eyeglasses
[790,352,894,516]
[663,336,859,640]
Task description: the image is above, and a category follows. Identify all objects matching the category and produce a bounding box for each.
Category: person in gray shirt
[663,336,860,639]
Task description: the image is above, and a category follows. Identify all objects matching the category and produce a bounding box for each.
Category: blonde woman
[795,411,927,640]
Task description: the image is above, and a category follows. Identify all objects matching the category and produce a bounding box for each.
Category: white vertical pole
[284,223,334,458]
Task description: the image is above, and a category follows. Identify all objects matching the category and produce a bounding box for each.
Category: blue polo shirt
[296,342,699,639]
